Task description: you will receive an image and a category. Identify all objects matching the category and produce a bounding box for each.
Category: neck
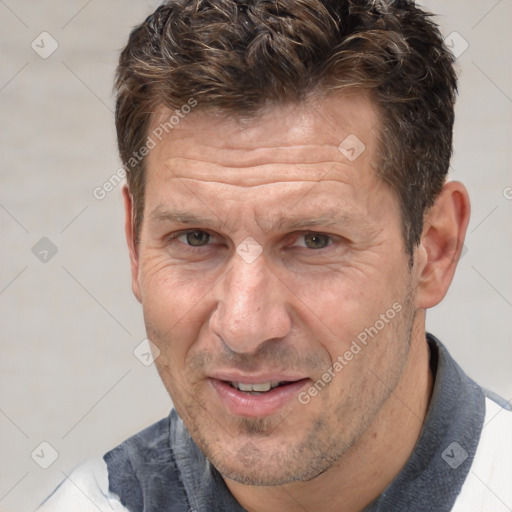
[224,317,434,512]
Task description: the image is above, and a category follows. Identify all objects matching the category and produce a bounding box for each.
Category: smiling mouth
[211,378,310,417]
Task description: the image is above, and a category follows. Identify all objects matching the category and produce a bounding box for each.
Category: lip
[209,377,310,418]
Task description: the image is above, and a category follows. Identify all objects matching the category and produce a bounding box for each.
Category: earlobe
[122,185,142,303]
[415,181,471,309]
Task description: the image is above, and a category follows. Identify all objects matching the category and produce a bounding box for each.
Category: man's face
[129,93,420,485]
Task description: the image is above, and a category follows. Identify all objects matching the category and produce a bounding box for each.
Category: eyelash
[167,229,338,251]
[168,229,219,244]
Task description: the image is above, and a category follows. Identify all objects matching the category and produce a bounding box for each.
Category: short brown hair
[115,0,457,254]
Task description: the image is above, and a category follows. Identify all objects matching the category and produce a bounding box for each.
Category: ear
[415,181,471,309]
[123,185,142,303]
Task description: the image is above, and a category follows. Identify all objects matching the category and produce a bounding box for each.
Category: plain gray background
[0,1,511,510]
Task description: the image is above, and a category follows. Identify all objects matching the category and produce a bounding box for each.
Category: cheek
[139,255,215,363]
[287,266,378,340]
[298,265,410,368]
[139,251,211,315]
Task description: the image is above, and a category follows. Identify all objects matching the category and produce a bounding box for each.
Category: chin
[201,430,343,487]
[215,460,310,487]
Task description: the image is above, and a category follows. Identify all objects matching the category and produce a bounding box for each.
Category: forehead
[142,93,388,231]
[146,92,379,183]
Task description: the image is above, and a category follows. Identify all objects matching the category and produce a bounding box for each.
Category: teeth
[252,382,272,392]
[230,381,282,392]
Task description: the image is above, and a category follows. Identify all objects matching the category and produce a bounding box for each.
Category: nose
[209,253,292,354]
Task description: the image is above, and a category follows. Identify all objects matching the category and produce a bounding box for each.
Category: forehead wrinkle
[161,158,350,176]
[164,156,343,169]
[158,162,362,190]
[171,143,345,168]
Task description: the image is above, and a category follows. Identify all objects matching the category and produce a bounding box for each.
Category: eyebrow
[150,208,221,228]
[150,207,372,233]
[273,212,360,231]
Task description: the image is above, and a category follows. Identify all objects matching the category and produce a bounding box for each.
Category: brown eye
[185,230,211,246]
[303,233,331,249]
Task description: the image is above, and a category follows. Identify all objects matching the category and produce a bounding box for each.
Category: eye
[296,233,334,250]
[303,233,332,249]
[177,230,211,247]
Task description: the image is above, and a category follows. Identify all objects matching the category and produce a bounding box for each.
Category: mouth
[209,377,310,417]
